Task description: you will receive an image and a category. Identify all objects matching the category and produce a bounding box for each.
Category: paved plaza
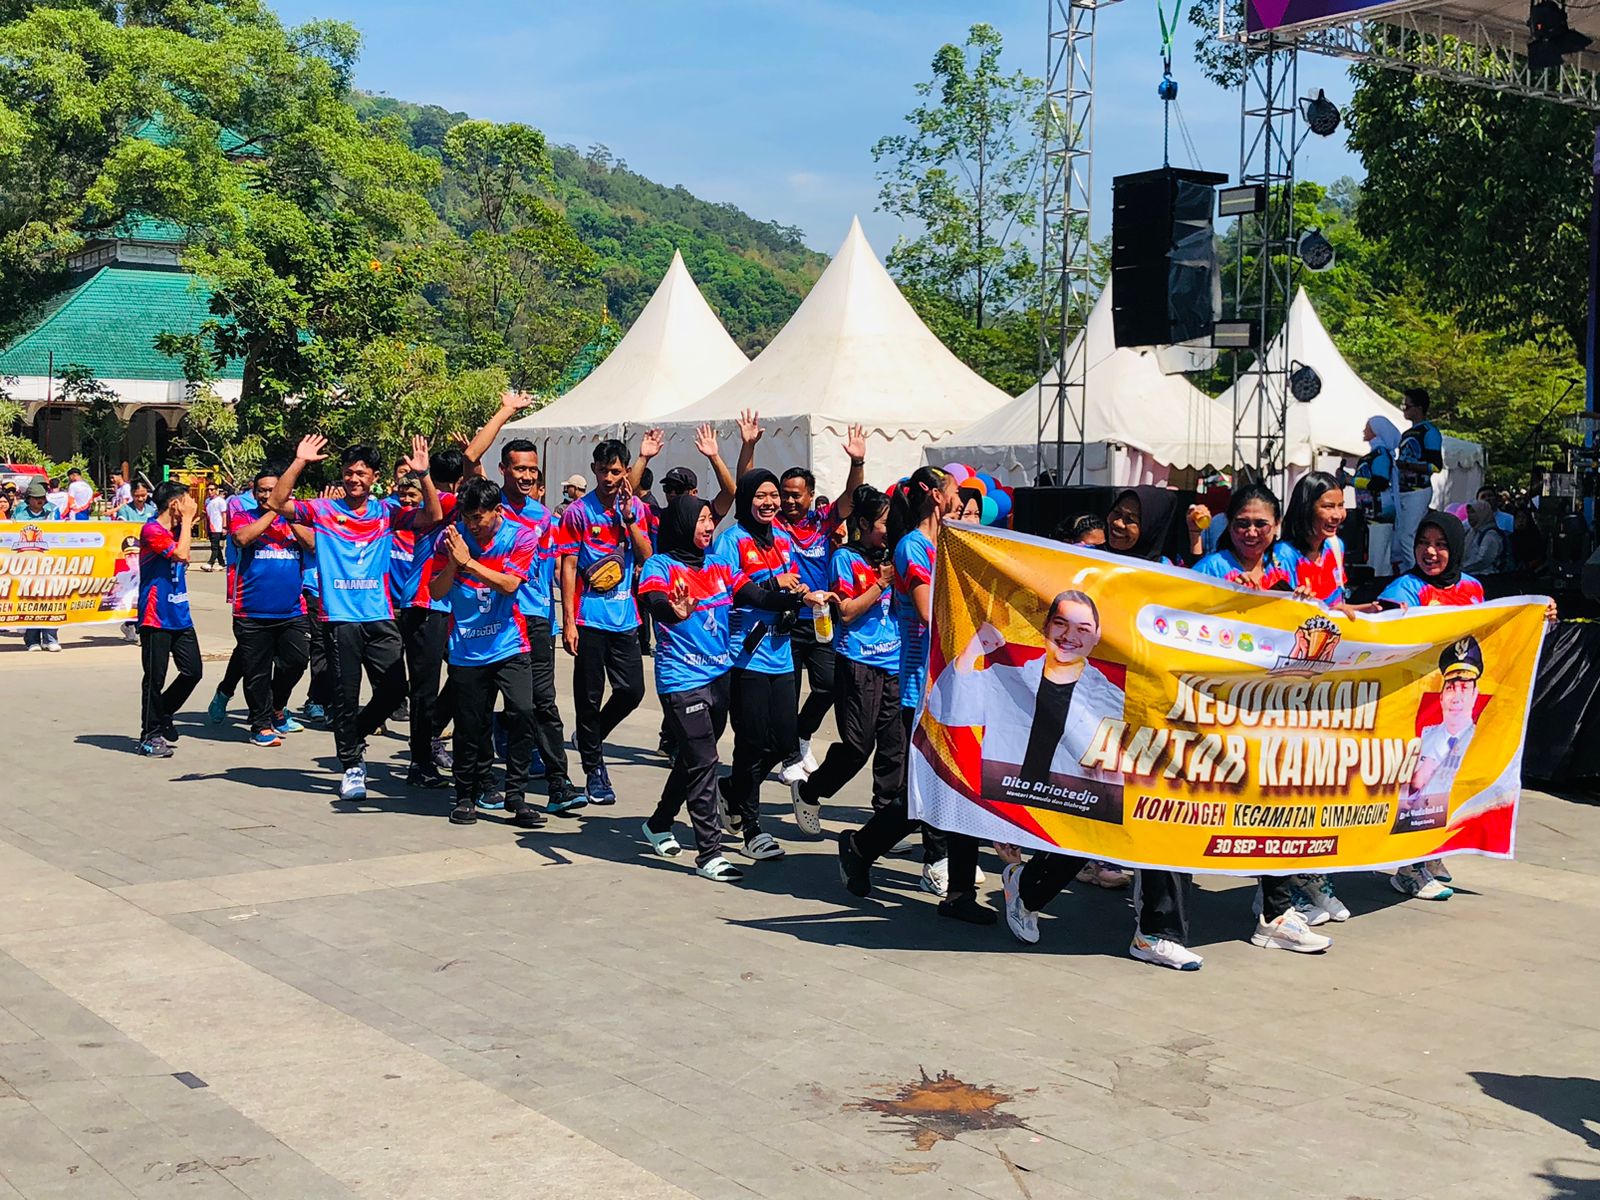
[2,576,1599,1199]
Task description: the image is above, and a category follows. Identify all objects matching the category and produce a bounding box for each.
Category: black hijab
[735,468,780,548]
[1107,487,1181,561]
[658,494,711,569]
[1408,509,1465,590]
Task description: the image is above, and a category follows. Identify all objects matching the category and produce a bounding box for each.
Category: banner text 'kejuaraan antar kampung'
[0,521,141,626]
[908,522,1547,875]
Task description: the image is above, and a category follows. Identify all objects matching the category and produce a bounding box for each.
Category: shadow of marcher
[1534,1157,1600,1199]
[1472,1072,1600,1151]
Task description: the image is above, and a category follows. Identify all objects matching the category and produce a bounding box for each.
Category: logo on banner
[1274,614,1342,675]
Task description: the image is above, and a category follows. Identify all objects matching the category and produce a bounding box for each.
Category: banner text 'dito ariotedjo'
[908,522,1547,875]
[0,520,141,627]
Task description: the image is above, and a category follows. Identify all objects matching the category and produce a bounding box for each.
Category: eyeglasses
[1231,518,1274,530]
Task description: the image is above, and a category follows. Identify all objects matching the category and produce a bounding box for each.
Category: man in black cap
[13,481,62,650]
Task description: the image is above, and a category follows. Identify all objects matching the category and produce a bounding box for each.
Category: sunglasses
[1231,518,1274,530]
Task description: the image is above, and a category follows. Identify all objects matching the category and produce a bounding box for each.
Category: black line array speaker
[1111,167,1228,349]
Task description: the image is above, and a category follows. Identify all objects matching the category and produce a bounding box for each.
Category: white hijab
[1366,415,1403,522]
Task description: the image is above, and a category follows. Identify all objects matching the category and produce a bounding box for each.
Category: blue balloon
[991,489,1013,519]
[975,472,1001,494]
[979,496,1000,526]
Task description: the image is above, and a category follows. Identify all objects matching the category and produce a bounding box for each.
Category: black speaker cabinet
[1111,167,1228,349]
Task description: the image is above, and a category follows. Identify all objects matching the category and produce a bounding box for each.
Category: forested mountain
[354,95,826,354]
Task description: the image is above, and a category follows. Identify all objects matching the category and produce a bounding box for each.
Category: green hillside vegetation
[354,94,825,356]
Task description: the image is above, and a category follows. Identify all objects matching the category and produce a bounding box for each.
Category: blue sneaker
[207,689,229,724]
[274,710,304,735]
[138,736,174,758]
[545,782,588,814]
[476,791,506,811]
[585,763,616,805]
[251,729,283,747]
[303,702,327,724]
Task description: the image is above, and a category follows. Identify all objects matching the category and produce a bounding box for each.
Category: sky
[271,0,1364,258]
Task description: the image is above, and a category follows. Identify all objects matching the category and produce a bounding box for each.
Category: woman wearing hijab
[716,470,832,862]
[1353,416,1402,574]
[1104,487,1209,565]
[792,486,902,833]
[636,496,744,882]
[1462,499,1508,576]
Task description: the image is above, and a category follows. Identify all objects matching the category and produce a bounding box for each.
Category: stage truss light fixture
[1299,89,1342,137]
[1217,184,1266,217]
[1289,362,1323,402]
[1297,229,1336,271]
[1211,320,1256,349]
[1528,1,1592,71]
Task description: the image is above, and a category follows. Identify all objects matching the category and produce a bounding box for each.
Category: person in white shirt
[203,485,229,572]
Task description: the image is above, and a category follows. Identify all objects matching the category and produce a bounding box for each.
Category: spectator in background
[556,475,587,517]
[1479,486,1514,536]
[204,484,229,571]
[1352,416,1401,573]
[117,481,156,523]
[110,471,132,510]
[1463,499,1509,575]
[11,482,62,651]
[64,467,95,520]
[0,488,11,521]
[45,477,67,514]
[1395,388,1443,571]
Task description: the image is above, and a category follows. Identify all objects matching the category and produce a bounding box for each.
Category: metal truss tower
[1232,41,1298,480]
[1039,0,1119,484]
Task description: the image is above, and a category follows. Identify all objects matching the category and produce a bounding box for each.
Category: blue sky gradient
[273,0,1363,257]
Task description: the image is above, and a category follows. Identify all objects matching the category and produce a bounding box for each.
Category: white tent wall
[1219,289,1486,507]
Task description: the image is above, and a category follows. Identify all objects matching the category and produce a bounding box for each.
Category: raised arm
[696,423,737,518]
[170,492,197,563]
[404,436,444,532]
[630,428,663,495]
[464,392,533,466]
[834,424,867,524]
[266,436,326,515]
[735,409,762,481]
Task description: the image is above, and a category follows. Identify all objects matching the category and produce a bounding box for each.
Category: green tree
[872,23,1043,329]
[1344,65,1592,349]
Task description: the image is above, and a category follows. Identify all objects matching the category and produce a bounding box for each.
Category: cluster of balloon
[942,463,1014,528]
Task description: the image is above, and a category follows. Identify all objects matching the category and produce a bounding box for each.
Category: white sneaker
[778,757,809,784]
[339,764,368,801]
[1425,857,1453,884]
[1297,873,1351,922]
[1288,880,1333,926]
[799,739,819,774]
[886,834,919,856]
[1129,932,1203,971]
[1392,863,1453,901]
[1250,910,1333,952]
[1001,862,1039,945]
[789,781,822,837]
[743,832,786,861]
[920,857,950,898]
[642,823,681,858]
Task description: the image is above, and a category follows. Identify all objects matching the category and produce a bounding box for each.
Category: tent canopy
[507,249,747,431]
[926,285,1236,485]
[1218,289,1485,497]
[633,218,1016,498]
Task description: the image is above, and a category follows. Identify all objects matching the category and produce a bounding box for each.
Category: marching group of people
[99,392,1554,973]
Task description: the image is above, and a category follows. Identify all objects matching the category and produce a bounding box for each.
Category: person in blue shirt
[493,435,583,814]
[1395,388,1444,571]
[136,482,202,757]
[426,475,543,829]
[793,484,899,832]
[715,468,831,863]
[266,434,443,802]
[116,481,157,524]
[556,438,655,805]
[635,495,744,882]
[228,465,313,748]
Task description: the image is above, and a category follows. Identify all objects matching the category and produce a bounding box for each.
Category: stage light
[1289,362,1322,402]
[1528,1,1591,71]
[1299,90,1341,138]
[1217,184,1266,217]
[1211,321,1256,349]
[1297,229,1336,272]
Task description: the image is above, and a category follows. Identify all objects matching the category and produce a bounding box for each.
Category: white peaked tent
[925,286,1237,486]
[638,218,1015,500]
[1218,289,1485,506]
[490,250,749,489]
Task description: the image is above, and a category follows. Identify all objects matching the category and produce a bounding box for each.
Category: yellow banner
[0,520,141,627]
[909,522,1548,874]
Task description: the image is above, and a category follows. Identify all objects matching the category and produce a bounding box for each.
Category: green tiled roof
[0,266,242,382]
[130,115,262,158]
[109,215,186,244]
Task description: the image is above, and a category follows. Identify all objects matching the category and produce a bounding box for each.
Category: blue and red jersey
[426,517,537,667]
[229,495,305,620]
[1278,535,1347,606]
[555,491,654,632]
[501,492,558,621]
[1191,545,1294,592]
[288,496,429,623]
[893,529,936,708]
[387,493,457,613]
[777,503,835,619]
[138,519,192,629]
[1378,571,1485,608]
[715,523,797,675]
[638,549,738,694]
[831,546,899,670]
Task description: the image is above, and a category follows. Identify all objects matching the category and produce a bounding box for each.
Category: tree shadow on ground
[1473,1073,1600,1152]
